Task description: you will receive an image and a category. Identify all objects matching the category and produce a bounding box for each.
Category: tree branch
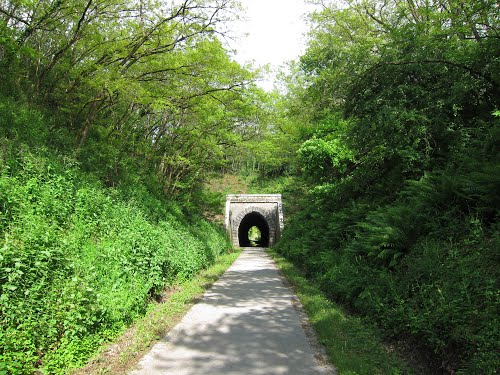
[371,59,498,88]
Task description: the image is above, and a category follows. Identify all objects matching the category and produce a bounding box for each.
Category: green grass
[268,249,414,375]
[72,250,241,375]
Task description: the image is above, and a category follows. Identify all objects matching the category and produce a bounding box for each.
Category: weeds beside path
[72,250,241,375]
[268,249,417,375]
[74,247,417,375]
[128,247,333,375]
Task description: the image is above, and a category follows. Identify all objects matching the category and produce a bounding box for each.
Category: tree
[0,0,268,195]
[272,1,500,372]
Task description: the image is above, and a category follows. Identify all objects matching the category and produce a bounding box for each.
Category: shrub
[276,159,500,372]
[0,145,230,374]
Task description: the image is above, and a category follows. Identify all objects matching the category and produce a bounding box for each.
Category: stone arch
[225,194,283,248]
[233,206,273,248]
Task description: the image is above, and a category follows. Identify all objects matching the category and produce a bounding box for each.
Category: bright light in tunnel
[248,226,261,247]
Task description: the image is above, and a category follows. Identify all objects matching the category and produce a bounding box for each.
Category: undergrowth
[0,99,231,374]
[276,157,500,373]
[269,249,414,375]
[72,250,240,375]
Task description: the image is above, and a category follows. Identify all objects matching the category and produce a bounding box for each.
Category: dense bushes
[271,1,499,372]
[0,101,230,374]
[277,157,499,373]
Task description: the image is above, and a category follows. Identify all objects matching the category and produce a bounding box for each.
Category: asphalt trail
[130,247,332,375]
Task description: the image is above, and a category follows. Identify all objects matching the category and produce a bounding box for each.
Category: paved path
[130,248,332,375]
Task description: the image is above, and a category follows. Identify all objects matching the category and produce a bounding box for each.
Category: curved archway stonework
[225,194,284,247]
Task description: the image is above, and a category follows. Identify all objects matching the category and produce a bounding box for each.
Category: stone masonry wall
[225,194,284,247]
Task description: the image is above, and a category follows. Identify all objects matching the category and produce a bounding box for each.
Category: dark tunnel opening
[238,212,270,247]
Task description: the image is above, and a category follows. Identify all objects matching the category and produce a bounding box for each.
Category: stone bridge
[225,194,284,248]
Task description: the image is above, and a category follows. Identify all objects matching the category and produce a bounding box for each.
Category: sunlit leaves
[0,0,266,194]
[273,1,499,372]
[0,134,230,373]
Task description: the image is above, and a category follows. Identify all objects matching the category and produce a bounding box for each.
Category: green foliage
[277,158,500,372]
[1,0,498,372]
[77,250,240,374]
[0,95,51,146]
[0,100,230,374]
[0,0,266,196]
[273,0,500,372]
[297,116,355,183]
[0,6,261,368]
[269,249,413,374]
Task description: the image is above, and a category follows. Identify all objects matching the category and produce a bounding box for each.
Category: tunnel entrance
[237,212,270,247]
[226,195,283,247]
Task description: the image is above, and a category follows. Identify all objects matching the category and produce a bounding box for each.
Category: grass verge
[71,250,241,375]
[268,249,415,375]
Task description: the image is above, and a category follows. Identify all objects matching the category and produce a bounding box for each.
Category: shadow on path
[130,248,332,375]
